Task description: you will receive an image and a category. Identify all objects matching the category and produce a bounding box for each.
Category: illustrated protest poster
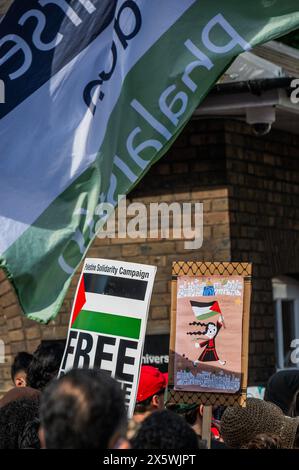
[174,275,244,394]
[59,258,157,417]
[169,262,251,408]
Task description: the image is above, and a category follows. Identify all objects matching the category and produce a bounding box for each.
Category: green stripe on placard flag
[190,300,221,321]
[193,312,218,321]
[72,310,141,340]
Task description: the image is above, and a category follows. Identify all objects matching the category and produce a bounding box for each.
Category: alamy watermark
[290,339,299,365]
[291,78,299,104]
[94,195,203,249]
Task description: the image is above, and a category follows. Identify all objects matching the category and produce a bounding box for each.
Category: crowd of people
[0,343,299,449]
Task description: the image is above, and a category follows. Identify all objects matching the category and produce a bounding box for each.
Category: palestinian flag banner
[59,258,157,417]
[1,1,299,323]
[190,300,221,321]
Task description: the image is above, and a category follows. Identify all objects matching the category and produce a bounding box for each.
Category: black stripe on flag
[190,300,215,308]
[0,0,117,118]
[84,273,148,301]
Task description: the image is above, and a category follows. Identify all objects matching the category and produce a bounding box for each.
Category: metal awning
[254,41,299,78]
[197,43,299,135]
[220,50,285,84]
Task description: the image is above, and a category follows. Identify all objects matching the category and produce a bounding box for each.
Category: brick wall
[1,118,299,394]
[224,120,299,383]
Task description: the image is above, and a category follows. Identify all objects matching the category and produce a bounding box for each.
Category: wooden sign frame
[168,261,252,407]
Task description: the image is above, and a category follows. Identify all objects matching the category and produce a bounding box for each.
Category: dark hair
[11,351,33,381]
[183,407,199,426]
[242,433,283,449]
[134,388,165,414]
[19,418,41,449]
[166,403,199,426]
[40,368,127,449]
[27,342,65,390]
[132,410,199,449]
[0,398,39,449]
[187,321,217,336]
[288,389,299,418]
[264,370,299,416]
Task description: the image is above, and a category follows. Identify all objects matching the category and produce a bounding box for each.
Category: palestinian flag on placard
[69,274,141,340]
[190,300,221,321]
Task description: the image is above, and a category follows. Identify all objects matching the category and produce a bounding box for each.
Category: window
[272,276,299,369]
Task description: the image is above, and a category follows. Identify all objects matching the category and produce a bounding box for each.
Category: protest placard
[168,262,252,407]
[59,258,157,417]
[175,274,244,394]
[168,262,252,448]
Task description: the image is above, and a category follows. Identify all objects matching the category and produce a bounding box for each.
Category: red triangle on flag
[71,276,86,327]
[210,301,221,314]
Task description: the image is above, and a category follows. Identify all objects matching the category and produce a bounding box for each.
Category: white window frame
[272,276,299,370]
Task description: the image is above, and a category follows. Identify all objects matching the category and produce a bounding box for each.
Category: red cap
[137,366,167,403]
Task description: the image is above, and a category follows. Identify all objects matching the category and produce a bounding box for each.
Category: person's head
[242,433,283,449]
[135,366,167,414]
[187,321,217,339]
[11,351,33,387]
[27,342,65,390]
[39,368,128,449]
[132,409,201,449]
[221,398,299,449]
[264,370,299,417]
[168,402,221,440]
[0,398,40,449]
[167,402,203,428]
[289,390,299,418]
[205,322,217,339]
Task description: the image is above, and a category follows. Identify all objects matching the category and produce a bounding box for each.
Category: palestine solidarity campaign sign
[59,258,156,417]
[0,1,299,323]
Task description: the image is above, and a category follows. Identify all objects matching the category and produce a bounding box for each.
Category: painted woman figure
[187,315,226,366]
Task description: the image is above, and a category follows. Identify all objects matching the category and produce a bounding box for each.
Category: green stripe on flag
[196,311,218,321]
[72,310,141,339]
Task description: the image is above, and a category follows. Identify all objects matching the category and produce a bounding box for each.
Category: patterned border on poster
[168,262,252,407]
